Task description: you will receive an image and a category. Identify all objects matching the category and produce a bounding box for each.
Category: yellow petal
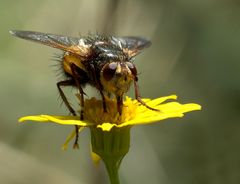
[90,147,101,165]
[19,115,94,126]
[97,123,116,131]
[145,95,177,107]
[120,102,201,126]
[19,115,51,122]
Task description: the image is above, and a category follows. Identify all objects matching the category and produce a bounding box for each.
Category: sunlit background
[1,0,240,183]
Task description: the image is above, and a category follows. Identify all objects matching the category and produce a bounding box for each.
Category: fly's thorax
[100,61,137,96]
[63,52,86,75]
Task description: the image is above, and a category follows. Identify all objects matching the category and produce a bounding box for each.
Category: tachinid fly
[10,30,156,147]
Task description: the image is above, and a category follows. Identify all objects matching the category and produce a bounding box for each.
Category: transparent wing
[117,36,151,57]
[10,30,83,54]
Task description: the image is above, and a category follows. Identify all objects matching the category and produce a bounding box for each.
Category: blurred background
[1,0,240,183]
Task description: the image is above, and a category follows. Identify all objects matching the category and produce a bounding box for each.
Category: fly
[10,30,156,147]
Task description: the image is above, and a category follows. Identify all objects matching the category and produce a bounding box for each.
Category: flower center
[82,97,137,125]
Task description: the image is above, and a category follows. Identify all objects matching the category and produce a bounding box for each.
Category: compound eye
[126,62,137,76]
[102,62,118,81]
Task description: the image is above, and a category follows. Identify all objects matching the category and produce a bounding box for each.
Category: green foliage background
[0,0,239,183]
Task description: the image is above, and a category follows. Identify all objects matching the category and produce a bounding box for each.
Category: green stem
[103,157,122,184]
[90,126,131,184]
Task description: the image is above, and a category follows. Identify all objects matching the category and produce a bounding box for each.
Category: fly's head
[93,35,151,98]
[100,56,137,97]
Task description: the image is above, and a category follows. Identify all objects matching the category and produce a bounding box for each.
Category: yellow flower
[19,94,201,154]
[19,95,201,184]
[19,95,201,131]
[19,95,201,149]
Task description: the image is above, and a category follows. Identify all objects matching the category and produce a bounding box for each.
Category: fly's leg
[116,95,123,115]
[70,63,86,148]
[89,63,107,112]
[134,80,159,111]
[57,80,80,148]
[57,80,76,116]
[100,89,107,112]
